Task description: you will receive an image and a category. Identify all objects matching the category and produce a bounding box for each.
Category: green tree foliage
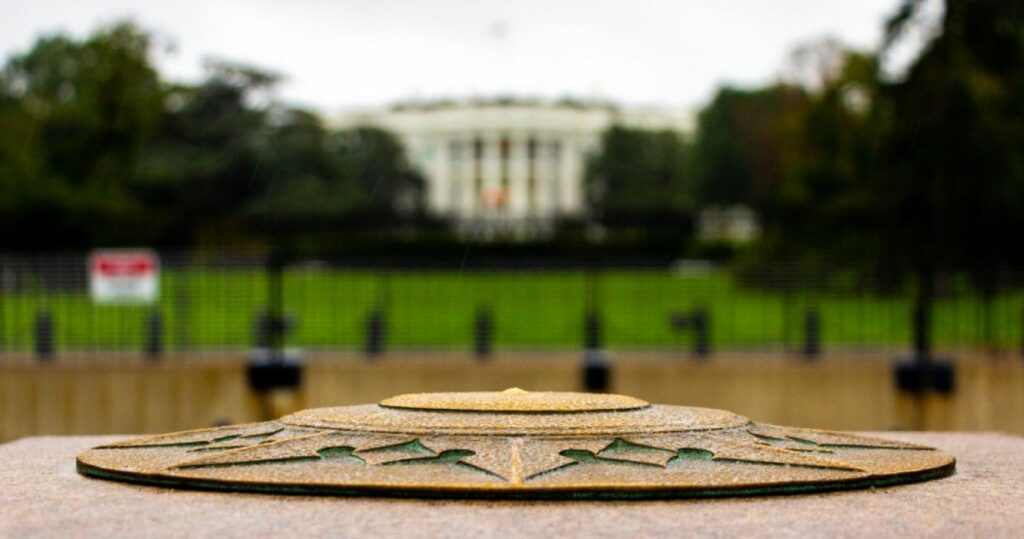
[247,119,424,223]
[690,85,808,211]
[733,0,1024,294]
[874,0,1024,283]
[0,22,163,248]
[759,52,887,268]
[0,22,423,250]
[246,109,358,220]
[135,62,276,245]
[330,126,424,218]
[585,125,691,218]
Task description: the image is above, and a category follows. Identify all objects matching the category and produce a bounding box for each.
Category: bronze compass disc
[77,389,955,499]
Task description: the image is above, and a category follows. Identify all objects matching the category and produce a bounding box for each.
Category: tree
[584,125,691,220]
[330,126,425,218]
[245,109,360,221]
[875,0,1024,353]
[0,22,164,248]
[0,23,427,251]
[133,61,277,245]
[876,0,1024,281]
[689,85,808,212]
[760,51,887,270]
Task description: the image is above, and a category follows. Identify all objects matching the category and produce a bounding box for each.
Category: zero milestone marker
[76,389,955,499]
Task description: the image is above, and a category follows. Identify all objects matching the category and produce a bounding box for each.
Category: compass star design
[77,390,955,499]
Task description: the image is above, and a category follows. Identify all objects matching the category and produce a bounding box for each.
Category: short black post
[692,307,710,357]
[174,254,191,351]
[365,306,386,357]
[803,308,821,359]
[474,305,493,359]
[145,310,163,359]
[34,310,54,360]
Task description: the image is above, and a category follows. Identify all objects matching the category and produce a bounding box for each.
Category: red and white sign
[88,250,160,304]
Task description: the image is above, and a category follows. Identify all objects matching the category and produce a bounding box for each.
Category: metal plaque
[77,389,955,499]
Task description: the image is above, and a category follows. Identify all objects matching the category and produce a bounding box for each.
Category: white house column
[459,137,476,217]
[481,134,502,215]
[536,137,560,214]
[430,137,451,213]
[559,136,582,214]
[508,133,529,218]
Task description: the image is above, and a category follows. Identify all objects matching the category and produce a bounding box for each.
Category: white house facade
[331,99,692,235]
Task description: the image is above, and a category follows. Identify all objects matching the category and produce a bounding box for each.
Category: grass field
[1,268,1022,352]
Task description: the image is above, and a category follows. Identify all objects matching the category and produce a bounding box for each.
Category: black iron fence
[1,252,1022,359]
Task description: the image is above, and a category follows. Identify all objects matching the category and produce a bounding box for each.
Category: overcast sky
[2,0,919,113]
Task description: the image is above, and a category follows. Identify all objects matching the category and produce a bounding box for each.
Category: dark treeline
[589,0,1024,296]
[0,23,424,251]
[2,0,1024,293]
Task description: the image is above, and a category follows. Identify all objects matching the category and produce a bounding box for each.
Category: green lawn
[1,269,1021,351]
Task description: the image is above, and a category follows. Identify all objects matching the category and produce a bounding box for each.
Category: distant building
[330,98,692,237]
[697,205,760,244]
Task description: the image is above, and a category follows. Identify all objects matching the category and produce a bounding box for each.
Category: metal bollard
[894,355,955,395]
[35,311,54,360]
[803,308,821,359]
[582,349,611,392]
[474,306,493,359]
[145,310,163,359]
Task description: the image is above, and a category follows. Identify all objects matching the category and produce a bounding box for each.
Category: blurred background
[1,0,1023,441]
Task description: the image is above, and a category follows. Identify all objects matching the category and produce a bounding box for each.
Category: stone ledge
[2,433,1022,538]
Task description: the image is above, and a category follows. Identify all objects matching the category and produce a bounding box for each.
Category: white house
[330,98,692,236]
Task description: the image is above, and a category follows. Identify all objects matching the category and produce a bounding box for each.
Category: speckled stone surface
[2,433,1022,538]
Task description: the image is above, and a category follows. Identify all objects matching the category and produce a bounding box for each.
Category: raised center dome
[379,388,650,413]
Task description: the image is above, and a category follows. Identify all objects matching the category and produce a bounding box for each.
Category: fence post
[584,310,602,350]
[693,307,710,357]
[365,306,386,357]
[474,305,493,359]
[145,309,162,359]
[894,267,956,430]
[174,253,191,352]
[803,307,821,359]
[581,268,610,391]
[35,310,54,360]
[266,250,285,356]
[670,308,711,357]
[247,249,303,420]
[0,256,5,356]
